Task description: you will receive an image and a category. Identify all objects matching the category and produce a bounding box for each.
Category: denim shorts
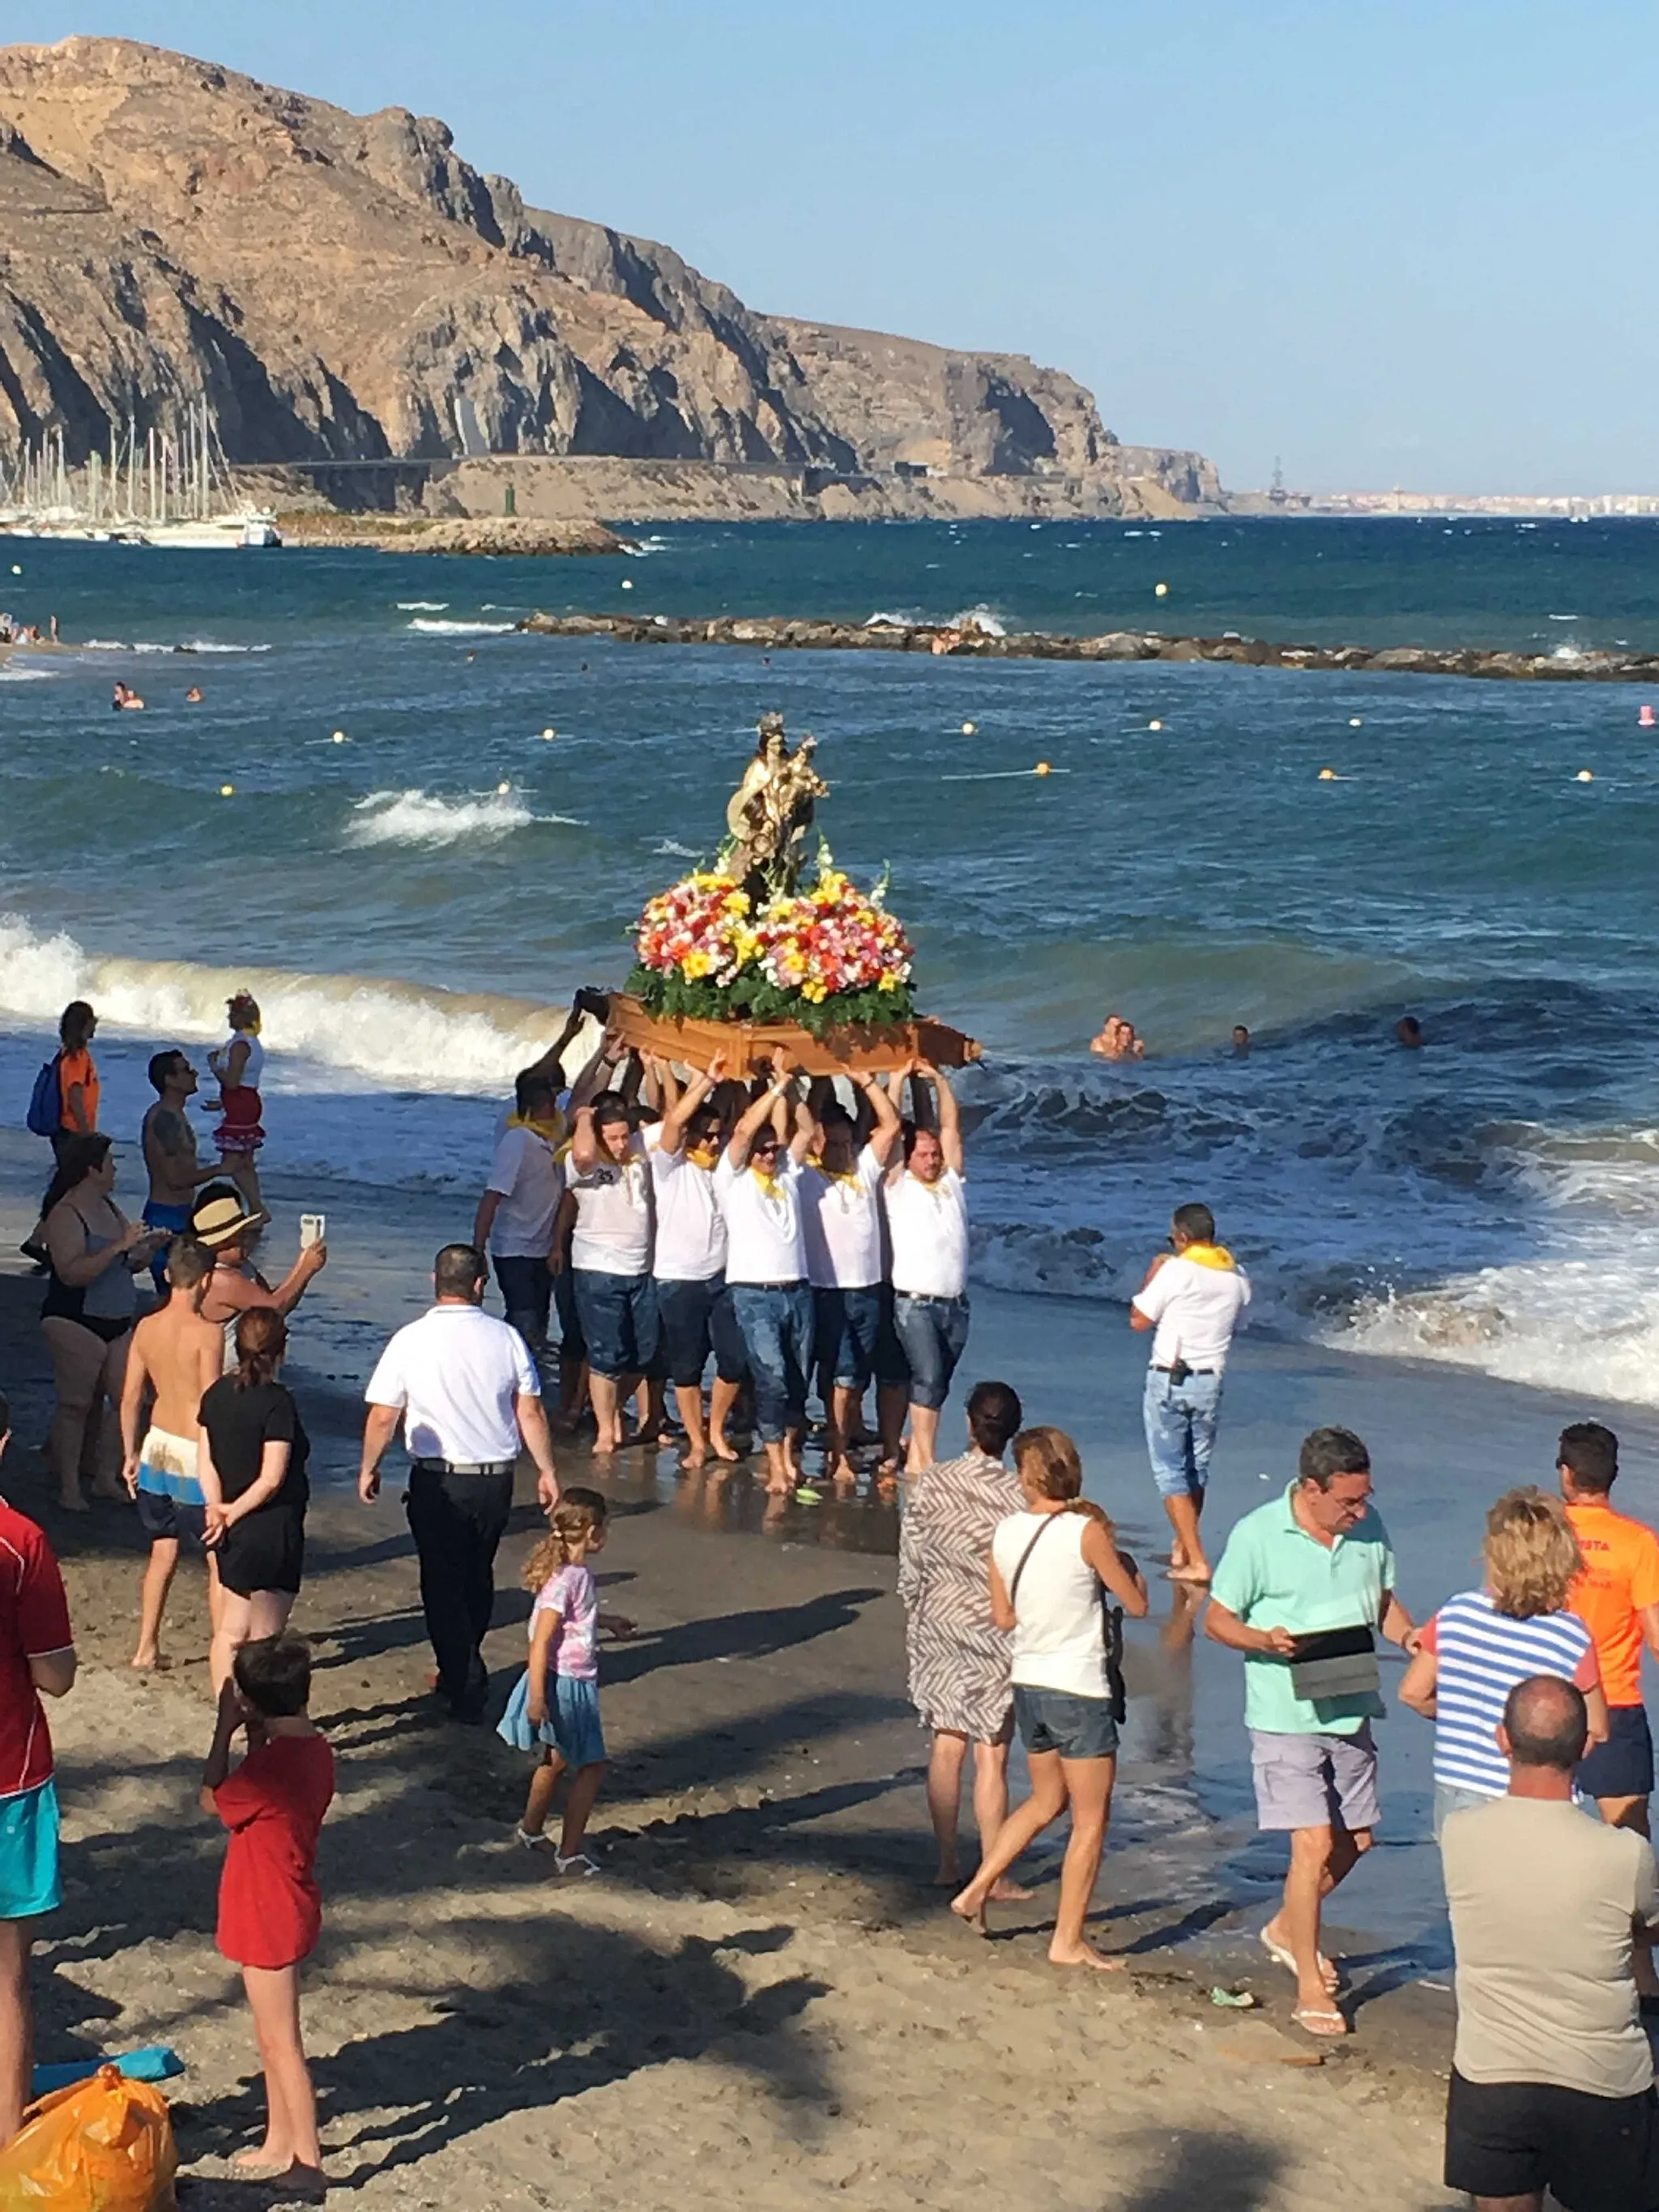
[493,1254,552,1346]
[570,1268,659,1379]
[813,1284,882,1392]
[727,1281,815,1443]
[553,1266,585,1361]
[1013,1685,1119,1761]
[1142,1366,1224,1498]
[891,1293,970,1411]
[655,1275,746,1387]
[0,1780,61,1919]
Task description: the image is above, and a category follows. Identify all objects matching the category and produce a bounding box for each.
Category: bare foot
[764,1477,794,1498]
[591,1432,621,1458]
[949,1887,989,1936]
[679,1445,707,1473]
[989,1878,1034,1903]
[129,1651,171,1673]
[826,1455,857,1485]
[709,1436,741,1464]
[231,2142,290,2174]
[1047,1939,1127,1971]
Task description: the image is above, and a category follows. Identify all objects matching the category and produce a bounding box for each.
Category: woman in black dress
[199,1307,309,1693]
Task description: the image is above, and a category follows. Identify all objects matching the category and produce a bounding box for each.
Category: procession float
[609,714,980,1075]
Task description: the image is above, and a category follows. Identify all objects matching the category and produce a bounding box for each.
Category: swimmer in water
[1232,1025,1251,1057]
[185,686,203,704]
[112,682,145,711]
[1090,1015,1145,1062]
[1396,1015,1423,1050]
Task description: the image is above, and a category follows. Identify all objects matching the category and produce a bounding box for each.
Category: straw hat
[191,1193,263,1249]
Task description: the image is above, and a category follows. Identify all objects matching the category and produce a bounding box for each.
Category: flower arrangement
[628,850,916,1036]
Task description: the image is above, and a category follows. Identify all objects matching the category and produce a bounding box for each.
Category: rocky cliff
[0,38,1220,519]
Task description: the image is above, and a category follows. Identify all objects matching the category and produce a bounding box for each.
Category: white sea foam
[396,601,449,612]
[406,617,515,637]
[625,536,671,558]
[131,639,271,654]
[864,610,915,629]
[344,789,535,846]
[0,664,54,681]
[952,604,1007,637]
[653,838,699,859]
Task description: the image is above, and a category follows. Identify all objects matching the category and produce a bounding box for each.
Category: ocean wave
[395,601,449,612]
[406,617,516,636]
[952,605,1007,637]
[625,536,670,558]
[0,664,55,681]
[344,789,535,846]
[131,640,271,654]
[864,609,918,629]
[653,838,700,859]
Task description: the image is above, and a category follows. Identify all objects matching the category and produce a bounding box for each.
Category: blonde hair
[522,1493,606,1592]
[1484,1486,1584,1620]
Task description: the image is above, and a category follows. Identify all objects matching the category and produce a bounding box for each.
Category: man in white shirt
[802,1072,902,1483]
[883,1063,970,1477]
[472,1070,563,1350]
[649,1059,746,1472]
[565,1091,658,1455]
[714,1065,815,1496]
[358,1243,559,1721]
[1130,1201,1251,1584]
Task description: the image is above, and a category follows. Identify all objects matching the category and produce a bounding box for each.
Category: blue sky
[11,2,1650,492]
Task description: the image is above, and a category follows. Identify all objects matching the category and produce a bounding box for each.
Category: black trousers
[405,1466,514,1715]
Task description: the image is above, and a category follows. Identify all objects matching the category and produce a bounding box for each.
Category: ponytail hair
[522,1488,608,1591]
[232,1305,287,1390]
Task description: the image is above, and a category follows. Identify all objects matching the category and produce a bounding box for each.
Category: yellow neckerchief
[808,1150,862,1190]
[1177,1240,1236,1271]
[507,1110,565,1146]
[749,1156,789,1205]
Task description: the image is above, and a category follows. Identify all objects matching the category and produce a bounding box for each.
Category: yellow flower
[877,973,899,992]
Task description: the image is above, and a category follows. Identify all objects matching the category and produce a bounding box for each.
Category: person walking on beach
[141,1050,222,1292]
[0,1392,75,2145]
[1558,1422,1659,1837]
[207,993,268,1220]
[1442,1674,1659,2212]
[498,1488,633,1873]
[647,1059,744,1473]
[119,1235,225,1672]
[39,1133,162,1512]
[883,1063,970,1477]
[715,1067,816,1496]
[1398,1487,1606,1835]
[1205,1425,1418,2039]
[899,1379,1029,1892]
[949,1426,1147,1966]
[359,1245,560,1721]
[21,1002,100,1269]
[473,1069,565,1351]
[803,1070,903,1485]
[199,1311,312,1694]
[565,1092,657,1455]
[1130,1201,1251,1584]
[201,1634,334,2189]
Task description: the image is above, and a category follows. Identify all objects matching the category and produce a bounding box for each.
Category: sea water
[2,516,1658,1403]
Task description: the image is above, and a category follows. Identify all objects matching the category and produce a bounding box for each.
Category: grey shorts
[1249,1722,1380,1834]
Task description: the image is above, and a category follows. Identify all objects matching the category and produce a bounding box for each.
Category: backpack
[25,1054,62,1138]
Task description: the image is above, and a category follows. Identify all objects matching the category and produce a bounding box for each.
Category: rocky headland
[276,514,625,556]
[0,38,1219,525]
[518,609,1659,684]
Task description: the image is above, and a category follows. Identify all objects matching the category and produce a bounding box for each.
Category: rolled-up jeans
[1142,1366,1224,1498]
[892,1292,970,1411]
[728,1281,815,1443]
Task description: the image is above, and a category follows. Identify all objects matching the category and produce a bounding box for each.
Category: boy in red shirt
[0,1390,76,2143]
[201,1633,335,2188]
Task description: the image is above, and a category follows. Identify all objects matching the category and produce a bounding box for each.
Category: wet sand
[7,1124,1648,2204]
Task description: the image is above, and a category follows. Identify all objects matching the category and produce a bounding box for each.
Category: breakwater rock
[280,514,625,556]
[517,610,1659,683]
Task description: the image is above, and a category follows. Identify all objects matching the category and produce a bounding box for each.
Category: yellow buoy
[541,726,557,739]
[1349,717,1363,728]
[220,782,235,797]
[961,720,976,735]
[1034,761,1052,777]
[1576,768,1595,783]
[1148,718,1163,732]
[1154,581,1169,598]
[1318,767,1337,781]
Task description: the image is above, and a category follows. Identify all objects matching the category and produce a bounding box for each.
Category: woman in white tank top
[951,1426,1148,1971]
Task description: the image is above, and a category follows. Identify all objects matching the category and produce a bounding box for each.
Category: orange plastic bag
[0,2065,177,2210]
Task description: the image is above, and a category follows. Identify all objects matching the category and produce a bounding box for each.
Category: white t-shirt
[714,1152,808,1284]
[1131,1253,1252,1370]
[364,1302,539,1463]
[990,1510,1107,1700]
[885,1166,969,1298]
[566,1140,651,1276]
[800,1145,886,1289]
[484,1125,561,1258]
[650,1144,726,1283]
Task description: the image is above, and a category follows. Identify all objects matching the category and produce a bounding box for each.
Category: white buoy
[1149,718,1163,732]
[541,727,557,739]
[8,564,19,576]
[1576,769,1595,783]
[621,578,634,590]
[1154,581,1169,598]
[220,782,235,797]
[497,781,511,795]
[961,720,976,735]
[331,731,348,744]
[1318,767,1337,781]
[1349,717,1363,728]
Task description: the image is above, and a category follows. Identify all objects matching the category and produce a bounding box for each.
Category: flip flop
[1261,1928,1341,1992]
[1290,2005,1349,2039]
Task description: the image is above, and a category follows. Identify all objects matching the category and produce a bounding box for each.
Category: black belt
[731,1279,806,1291]
[1153,1365,1215,1376]
[897,1291,966,1306]
[412,1457,516,1477]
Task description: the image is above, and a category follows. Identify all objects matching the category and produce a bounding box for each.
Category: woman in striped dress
[1400,1486,1609,1836]
[898,1379,1028,1891]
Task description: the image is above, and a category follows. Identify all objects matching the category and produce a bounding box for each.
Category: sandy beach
[7,1127,1656,2206]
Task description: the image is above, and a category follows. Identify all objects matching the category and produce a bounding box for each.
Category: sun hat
[191,1193,263,1249]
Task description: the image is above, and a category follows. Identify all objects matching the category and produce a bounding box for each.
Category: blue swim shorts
[0,1780,62,1920]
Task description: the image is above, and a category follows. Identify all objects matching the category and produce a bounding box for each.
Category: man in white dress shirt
[801,1071,903,1483]
[714,1066,815,1495]
[883,1063,970,1476]
[359,1243,559,1721]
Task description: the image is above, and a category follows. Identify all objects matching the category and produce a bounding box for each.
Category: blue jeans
[891,1293,970,1411]
[493,1254,552,1347]
[813,1285,882,1392]
[570,1269,659,1379]
[728,1281,815,1443]
[1142,1366,1224,1498]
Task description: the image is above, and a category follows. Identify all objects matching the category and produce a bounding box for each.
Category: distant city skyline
[8,1,1650,495]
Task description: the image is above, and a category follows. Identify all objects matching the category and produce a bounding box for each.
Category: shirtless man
[192,1188,326,1345]
[118,1237,225,1669]
[142,1051,224,1292]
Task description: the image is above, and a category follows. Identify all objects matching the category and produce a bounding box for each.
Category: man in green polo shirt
[1206,1425,1418,2040]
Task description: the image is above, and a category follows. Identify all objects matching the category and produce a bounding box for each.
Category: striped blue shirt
[1430,1588,1596,1798]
